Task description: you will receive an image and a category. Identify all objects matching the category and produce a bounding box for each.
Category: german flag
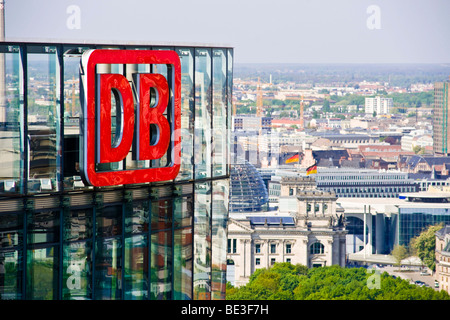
[306,162,317,175]
[285,154,299,163]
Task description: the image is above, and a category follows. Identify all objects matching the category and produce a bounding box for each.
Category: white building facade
[226,177,347,286]
[365,96,393,115]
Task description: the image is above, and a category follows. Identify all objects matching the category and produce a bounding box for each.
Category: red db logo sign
[80,50,181,187]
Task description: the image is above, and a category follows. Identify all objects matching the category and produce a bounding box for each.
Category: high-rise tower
[433,81,450,155]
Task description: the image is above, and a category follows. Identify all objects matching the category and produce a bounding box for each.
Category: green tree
[226,263,450,300]
[413,145,425,155]
[410,224,444,271]
[391,244,409,269]
[322,99,330,112]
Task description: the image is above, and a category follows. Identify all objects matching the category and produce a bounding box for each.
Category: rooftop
[3,37,234,49]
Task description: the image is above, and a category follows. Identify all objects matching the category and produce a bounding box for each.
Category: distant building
[315,168,417,198]
[227,177,346,286]
[435,225,450,294]
[342,187,450,264]
[398,154,450,174]
[365,96,393,115]
[433,81,450,155]
[232,115,272,132]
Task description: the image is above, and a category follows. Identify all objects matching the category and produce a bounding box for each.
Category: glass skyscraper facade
[0,41,233,300]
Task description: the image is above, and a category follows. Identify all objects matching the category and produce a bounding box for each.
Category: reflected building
[0,41,233,300]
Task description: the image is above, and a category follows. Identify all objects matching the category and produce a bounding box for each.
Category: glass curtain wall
[193,182,211,299]
[27,46,61,194]
[211,179,229,300]
[212,49,227,177]
[0,42,232,301]
[0,212,23,300]
[0,45,24,195]
[62,208,93,299]
[176,48,194,181]
[26,210,60,300]
[194,49,212,179]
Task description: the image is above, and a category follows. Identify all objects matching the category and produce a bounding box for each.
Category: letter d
[97,73,135,163]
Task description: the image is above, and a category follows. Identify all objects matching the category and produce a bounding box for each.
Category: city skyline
[4,0,450,64]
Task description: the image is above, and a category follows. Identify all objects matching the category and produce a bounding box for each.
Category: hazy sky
[5,0,450,64]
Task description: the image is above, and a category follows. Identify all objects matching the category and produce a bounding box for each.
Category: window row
[0,179,230,300]
[0,44,233,195]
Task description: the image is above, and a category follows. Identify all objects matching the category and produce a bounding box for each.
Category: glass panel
[212,49,227,177]
[194,181,211,300]
[174,196,192,228]
[124,234,148,300]
[27,47,61,193]
[151,199,172,231]
[27,211,59,245]
[96,205,122,238]
[62,241,92,300]
[176,48,194,181]
[173,196,193,300]
[125,201,149,235]
[0,45,24,194]
[63,48,90,190]
[150,230,172,300]
[226,49,233,176]
[64,208,93,242]
[194,49,211,179]
[211,179,229,300]
[94,237,122,300]
[0,213,23,300]
[173,227,192,300]
[26,246,58,300]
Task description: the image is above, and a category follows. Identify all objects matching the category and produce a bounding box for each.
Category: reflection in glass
[151,199,172,231]
[212,49,227,177]
[174,197,193,300]
[226,49,233,175]
[26,210,60,300]
[150,230,172,300]
[96,205,122,238]
[63,50,87,190]
[176,48,194,181]
[94,237,122,300]
[27,211,60,245]
[125,201,149,235]
[0,46,23,195]
[194,49,212,179]
[212,180,229,300]
[27,48,61,193]
[26,247,59,300]
[62,241,92,300]
[194,182,211,300]
[0,213,23,300]
[64,209,93,242]
[124,235,148,300]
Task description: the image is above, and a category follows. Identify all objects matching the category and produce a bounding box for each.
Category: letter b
[136,74,170,160]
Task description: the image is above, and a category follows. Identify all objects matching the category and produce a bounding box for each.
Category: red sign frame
[80,49,181,187]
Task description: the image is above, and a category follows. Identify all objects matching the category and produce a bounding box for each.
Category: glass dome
[230,159,269,212]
